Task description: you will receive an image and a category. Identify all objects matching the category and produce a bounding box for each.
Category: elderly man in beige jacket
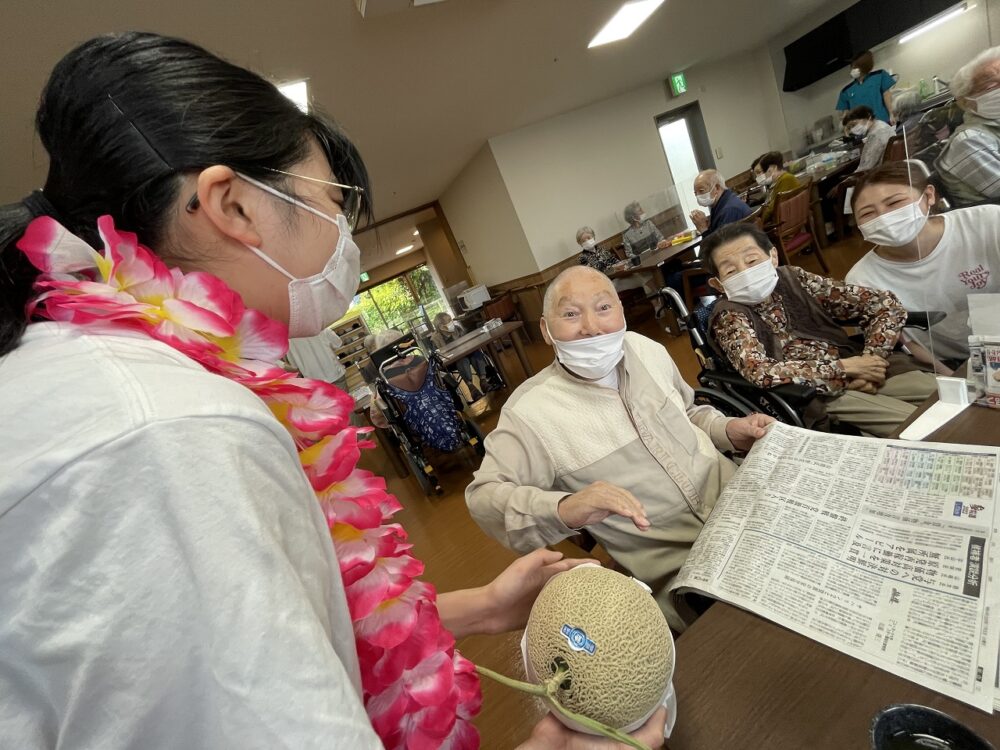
[465,266,774,631]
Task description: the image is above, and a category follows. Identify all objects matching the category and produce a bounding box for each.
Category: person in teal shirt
[836,50,896,124]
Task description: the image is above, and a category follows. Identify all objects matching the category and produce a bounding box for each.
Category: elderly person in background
[689,169,752,237]
[936,46,1000,206]
[622,200,671,257]
[430,311,497,400]
[703,223,936,437]
[843,105,896,172]
[836,49,896,124]
[754,152,801,223]
[465,265,774,631]
[575,225,666,317]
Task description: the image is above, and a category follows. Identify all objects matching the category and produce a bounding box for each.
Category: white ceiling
[0,0,831,222]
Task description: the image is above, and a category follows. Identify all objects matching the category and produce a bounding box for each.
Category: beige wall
[489,82,679,272]
[438,143,537,287]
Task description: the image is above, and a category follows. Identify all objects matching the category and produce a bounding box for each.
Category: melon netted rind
[524,566,673,730]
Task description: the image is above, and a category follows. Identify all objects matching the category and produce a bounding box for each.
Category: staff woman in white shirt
[846,161,1000,367]
[0,32,664,750]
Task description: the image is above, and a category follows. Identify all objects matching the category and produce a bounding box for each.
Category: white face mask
[858,197,930,247]
[850,67,862,80]
[581,238,597,250]
[721,259,779,305]
[636,213,647,223]
[755,174,768,186]
[549,326,626,380]
[850,123,869,137]
[237,173,361,338]
[696,190,715,208]
[971,88,1000,120]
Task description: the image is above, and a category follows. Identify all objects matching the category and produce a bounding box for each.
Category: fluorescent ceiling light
[396,244,415,255]
[899,3,972,44]
[588,0,666,48]
[412,229,420,236]
[278,80,309,113]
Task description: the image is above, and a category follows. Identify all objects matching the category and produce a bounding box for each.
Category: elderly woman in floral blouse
[575,226,666,317]
[701,223,936,437]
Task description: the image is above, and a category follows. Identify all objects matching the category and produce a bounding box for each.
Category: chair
[881,134,907,163]
[831,171,867,241]
[483,291,518,323]
[738,204,764,230]
[766,184,829,273]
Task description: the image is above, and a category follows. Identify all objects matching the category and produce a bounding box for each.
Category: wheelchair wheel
[401,446,442,496]
[464,416,486,457]
[693,388,753,418]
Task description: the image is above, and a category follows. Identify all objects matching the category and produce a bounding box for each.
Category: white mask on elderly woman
[972,88,1000,121]
[850,122,870,137]
[581,238,597,250]
[721,259,779,305]
[636,213,647,223]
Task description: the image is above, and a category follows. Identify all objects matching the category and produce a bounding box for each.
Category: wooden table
[890,373,1000,446]
[436,320,534,386]
[670,374,1000,749]
[608,236,702,281]
[670,603,1000,749]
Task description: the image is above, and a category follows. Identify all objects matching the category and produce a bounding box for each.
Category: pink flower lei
[17,215,481,749]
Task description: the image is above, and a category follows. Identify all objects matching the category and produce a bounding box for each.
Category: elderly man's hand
[840,354,889,385]
[846,378,878,394]
[558,481,650,532]
[518,707,667,750]
[725,413,775,451]
[655,238,671,250]
[689,210,709,233]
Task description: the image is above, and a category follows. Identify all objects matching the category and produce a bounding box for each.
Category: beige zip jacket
[466,331,737,630]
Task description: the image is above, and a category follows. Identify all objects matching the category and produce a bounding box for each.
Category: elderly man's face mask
[542,273,626,379]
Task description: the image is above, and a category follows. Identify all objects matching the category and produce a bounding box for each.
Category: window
[354,264,448,335]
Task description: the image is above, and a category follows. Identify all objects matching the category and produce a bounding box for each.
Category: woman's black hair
[0,31,372,356]
[757,151,785,173]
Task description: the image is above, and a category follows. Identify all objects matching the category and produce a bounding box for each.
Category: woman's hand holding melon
[557,482,651,532]
[519,707,667,749]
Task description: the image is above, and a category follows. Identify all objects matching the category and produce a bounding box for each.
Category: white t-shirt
[286,328,346,382]
[846,205,1000,361]
[0,323,381,749]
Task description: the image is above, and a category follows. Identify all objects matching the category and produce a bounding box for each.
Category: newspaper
[670,422,1000,712]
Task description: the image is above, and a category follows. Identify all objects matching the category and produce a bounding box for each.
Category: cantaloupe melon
[522,565,674,732]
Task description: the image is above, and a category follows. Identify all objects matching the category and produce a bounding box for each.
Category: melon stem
[474,664,652,750]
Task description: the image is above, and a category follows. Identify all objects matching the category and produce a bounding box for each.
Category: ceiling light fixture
[898,2,973,44]
[396,244,415,255]
[278,80,309,113]
[588,0,666,48]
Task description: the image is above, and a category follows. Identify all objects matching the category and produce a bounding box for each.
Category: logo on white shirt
[959,264,991,290]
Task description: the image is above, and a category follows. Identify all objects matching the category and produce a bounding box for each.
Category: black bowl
[629,255,642,266]
[871,704,994,750]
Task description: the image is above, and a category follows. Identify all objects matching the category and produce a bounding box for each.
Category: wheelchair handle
[659,287,706,349]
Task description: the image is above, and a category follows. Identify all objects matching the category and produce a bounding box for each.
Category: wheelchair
[368,336,486,496]
[658,286,944,431]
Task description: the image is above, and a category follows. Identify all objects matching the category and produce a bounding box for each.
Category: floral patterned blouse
[711,266,904,395]
[579,246,620,274]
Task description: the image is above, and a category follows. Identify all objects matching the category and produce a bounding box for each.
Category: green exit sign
[359,271,370,282]
[669,72,687,97]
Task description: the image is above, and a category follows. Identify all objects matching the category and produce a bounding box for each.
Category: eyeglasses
[185,166,366,230]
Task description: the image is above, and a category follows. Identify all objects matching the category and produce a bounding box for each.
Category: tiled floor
[357,236,870,748]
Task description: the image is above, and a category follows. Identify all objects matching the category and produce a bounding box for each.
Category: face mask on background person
[549,326,626,380]
[637,213,646,222]
[721,259,779,305]
[237,172,362,337]
[850,122,870,137]
[971,88,1000,120]
[857,196,930,246]
[696,189,716,208]
[850,67,862,79]
[581,238,597,250]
